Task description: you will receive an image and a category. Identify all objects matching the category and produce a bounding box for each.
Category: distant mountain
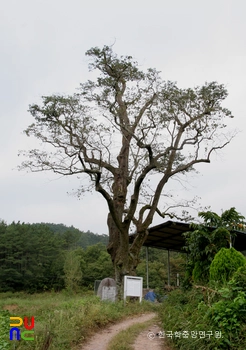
[34,222,109,249]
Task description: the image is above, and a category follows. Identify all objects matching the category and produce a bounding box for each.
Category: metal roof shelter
[129,220,246,287]
[139,220,190,252]
[133,220,246,252]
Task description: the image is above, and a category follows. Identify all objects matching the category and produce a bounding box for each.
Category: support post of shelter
[167,249,170,286]
[146,246,149,289]
[177,273,180,287]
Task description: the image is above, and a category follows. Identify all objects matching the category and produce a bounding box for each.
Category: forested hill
[0,220,110,293]
[0,220,185,293]
[33,222,108,249]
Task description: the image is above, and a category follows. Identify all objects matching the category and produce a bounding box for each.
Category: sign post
[124,276,143,303]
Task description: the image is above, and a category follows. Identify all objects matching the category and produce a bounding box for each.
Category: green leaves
[208,289,246,347]
[183,208,245,283]
[63,249,83,293]
[0,220,112,293]
[0,222,65,292]
[199,207,245,230]
[85,45,144,81]
[82,243,114,286]
[210,247,246,283]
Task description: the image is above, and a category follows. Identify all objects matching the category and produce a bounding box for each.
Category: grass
[0,290,157,350]
[107,318,157,350]
[158,287,246,350]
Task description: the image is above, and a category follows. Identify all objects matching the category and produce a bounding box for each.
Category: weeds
[159,284,246,350]
[1,291,156,350]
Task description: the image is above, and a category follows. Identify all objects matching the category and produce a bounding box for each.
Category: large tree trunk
[107,213,148,300]
[107,213,131,299]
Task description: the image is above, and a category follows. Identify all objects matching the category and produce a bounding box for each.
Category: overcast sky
[1,0,245,234]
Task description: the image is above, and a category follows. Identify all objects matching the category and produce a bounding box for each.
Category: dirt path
[133,321,172,350]
[80,312,171,350]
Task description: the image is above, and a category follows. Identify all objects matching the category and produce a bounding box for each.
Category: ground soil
[3,304,19,311]
[133,320,173,350]
[80,312,172,350]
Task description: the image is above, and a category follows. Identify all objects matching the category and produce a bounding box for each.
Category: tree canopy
[19,45,236,290]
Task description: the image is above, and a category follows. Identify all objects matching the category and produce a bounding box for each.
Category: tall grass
[158,287,246,350]
[0,291,156,350]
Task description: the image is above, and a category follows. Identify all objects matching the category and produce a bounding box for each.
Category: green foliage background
[160,208,246,350]
[0,220,111,293]
[136,247,186,292]
[0,220,185,293]
[183,207,246,283]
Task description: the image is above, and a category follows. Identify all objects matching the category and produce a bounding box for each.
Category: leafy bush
[232,265,246,290]
[209,248,246,283]
[192,261,210,283]
[207,287,246,348]
[183,207,246,283]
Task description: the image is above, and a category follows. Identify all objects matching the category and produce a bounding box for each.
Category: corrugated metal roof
[129,220,246,252]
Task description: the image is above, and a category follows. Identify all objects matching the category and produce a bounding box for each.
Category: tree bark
[107,211,149,299]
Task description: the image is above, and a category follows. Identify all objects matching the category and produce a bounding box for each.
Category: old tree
[20,46,234,292]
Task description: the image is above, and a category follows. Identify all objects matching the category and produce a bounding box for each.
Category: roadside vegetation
[0,219,182,350]
[159,267,246,350]
[159,208,246,350]
[1,207,246,350]
[0,291,157,350]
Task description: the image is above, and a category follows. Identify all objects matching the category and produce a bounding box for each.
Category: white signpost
[124,276,143,303]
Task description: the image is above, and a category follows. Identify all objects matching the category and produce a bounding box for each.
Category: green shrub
[207,290,246,348]
[232,266,246,290]
[209,248,246,283]
[159,284,246,350]
[192,261,210,283]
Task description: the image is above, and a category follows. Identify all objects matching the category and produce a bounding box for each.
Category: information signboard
[123,276,143,302]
